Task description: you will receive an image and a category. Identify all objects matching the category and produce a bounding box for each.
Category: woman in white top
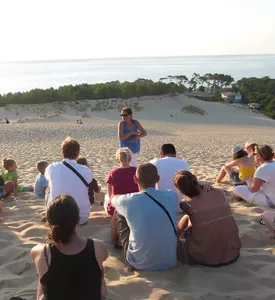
[233,145,275,207]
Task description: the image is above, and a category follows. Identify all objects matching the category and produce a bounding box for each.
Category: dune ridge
[1,96,275,299]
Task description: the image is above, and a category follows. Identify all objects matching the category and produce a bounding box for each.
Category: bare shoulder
[31,244,45,260]
[93,238,108,262]
[93,238,107,249]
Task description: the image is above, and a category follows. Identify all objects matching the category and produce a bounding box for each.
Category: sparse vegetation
[181,105,206,115]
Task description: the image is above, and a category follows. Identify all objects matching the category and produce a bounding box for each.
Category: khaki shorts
[115,212,135,269]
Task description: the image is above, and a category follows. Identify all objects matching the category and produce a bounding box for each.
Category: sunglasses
[121,114,129,117]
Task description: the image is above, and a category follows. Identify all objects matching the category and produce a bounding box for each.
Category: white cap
[245,141,256,149]
[231,146,243,155]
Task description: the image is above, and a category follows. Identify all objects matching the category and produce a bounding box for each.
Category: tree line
[0,79,186,106]
[0,73,274,119]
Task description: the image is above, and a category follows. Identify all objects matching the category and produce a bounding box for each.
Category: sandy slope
[1,96,275,300]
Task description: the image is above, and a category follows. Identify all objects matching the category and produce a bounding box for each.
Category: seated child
[1,158,33,196]
[77,157,101,205]
[34,161,48,197]
[216,146,256,184]
[0,176,15,221]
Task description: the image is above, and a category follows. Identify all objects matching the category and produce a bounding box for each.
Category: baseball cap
[245,141,256,149]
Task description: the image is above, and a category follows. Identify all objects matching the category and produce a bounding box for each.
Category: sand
[1,95,275,300]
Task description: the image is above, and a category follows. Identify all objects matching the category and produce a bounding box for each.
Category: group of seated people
[1,137,275,300]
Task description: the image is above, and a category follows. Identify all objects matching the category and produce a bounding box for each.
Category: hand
[131,131,139,136]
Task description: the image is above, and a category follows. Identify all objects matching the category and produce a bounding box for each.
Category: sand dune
[1,96,275,299]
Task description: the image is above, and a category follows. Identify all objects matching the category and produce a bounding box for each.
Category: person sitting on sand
[233,145,275,207]
[0,177,15,221]
[111,163,178,271]
[34,161,48,198]
[118,107,147,167]
[175,170,241,267]
[45,137,93,225]
[1,158,33,196]
[31,194,109,300]
[216,146,255,184]
[150,144,190,212]
[77,157,101,205]
[0,175,14,200]
[105,148,138,216]
[245,141,258,157]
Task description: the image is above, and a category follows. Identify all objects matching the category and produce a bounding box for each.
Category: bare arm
[118,122,137,141]
[31,245,48,300]
[225,159,239,168]
[248,177,264,193]
[94,239,108,297]
[107,183,112,198]
[135,120,147,138]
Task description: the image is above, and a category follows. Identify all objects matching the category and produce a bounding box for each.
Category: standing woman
[118,107,147,167]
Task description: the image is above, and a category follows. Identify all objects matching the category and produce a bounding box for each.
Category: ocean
[0,55,275,94]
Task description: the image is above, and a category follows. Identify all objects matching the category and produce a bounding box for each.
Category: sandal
[260,218,265,225]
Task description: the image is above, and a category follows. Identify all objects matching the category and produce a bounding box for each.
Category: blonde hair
[115,148,132,162]
[2,158,16,170]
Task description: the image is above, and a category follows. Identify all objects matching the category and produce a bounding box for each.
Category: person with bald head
[111,163,178,271]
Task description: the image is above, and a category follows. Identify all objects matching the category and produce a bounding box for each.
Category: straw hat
[245,141,256,149]
[231,146,243,155]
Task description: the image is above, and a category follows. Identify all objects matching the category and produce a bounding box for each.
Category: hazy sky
[1,0,275,61]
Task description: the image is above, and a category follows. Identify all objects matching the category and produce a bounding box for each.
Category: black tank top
[41,239,102,300]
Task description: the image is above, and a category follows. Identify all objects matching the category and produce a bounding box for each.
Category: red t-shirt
[106,167,138,215]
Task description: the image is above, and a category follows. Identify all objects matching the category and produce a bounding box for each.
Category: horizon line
[1,53,275,64]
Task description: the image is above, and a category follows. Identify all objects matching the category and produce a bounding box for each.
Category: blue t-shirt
[119,120,140,153]
[34,173,48,197]
[113,187,177,271]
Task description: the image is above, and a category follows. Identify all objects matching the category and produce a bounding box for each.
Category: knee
[4,181,15,195]
[262,210,275,222]
[232,186,243,200]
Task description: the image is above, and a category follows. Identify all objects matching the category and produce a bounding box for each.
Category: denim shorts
[230,171,241,183]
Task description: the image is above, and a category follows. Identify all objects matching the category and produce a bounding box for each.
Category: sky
[0,0,275,61]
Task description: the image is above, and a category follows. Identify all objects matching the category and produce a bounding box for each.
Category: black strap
[44,245,50,269]
[62,161,89,187]
[144,192,179,241]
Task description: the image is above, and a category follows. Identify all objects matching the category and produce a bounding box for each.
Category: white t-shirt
[112,187,177,271]
[45,159,93,224]
[254,162,275,202]
[150,157,190,212]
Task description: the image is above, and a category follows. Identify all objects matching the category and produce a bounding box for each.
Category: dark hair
[121,107,133,115]
[77,157,88,166]
[256,145,274,161]
[37,160,48,172]
[250,143,258,152]
[161,144,176,156]
[61,137,80,159]
[2,158,16,170]
[136,163,158,187]
[174,170,201,198]
[233,150,248,160]
[0,175,4,186]
[47,194,80,245]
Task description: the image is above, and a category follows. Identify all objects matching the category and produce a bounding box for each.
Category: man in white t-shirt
[233,145,275,207]
[45,137,93,224]
[150,144,190,212]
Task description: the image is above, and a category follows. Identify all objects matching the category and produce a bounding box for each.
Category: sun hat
[245,141,256,149]
[231,146,243,155]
